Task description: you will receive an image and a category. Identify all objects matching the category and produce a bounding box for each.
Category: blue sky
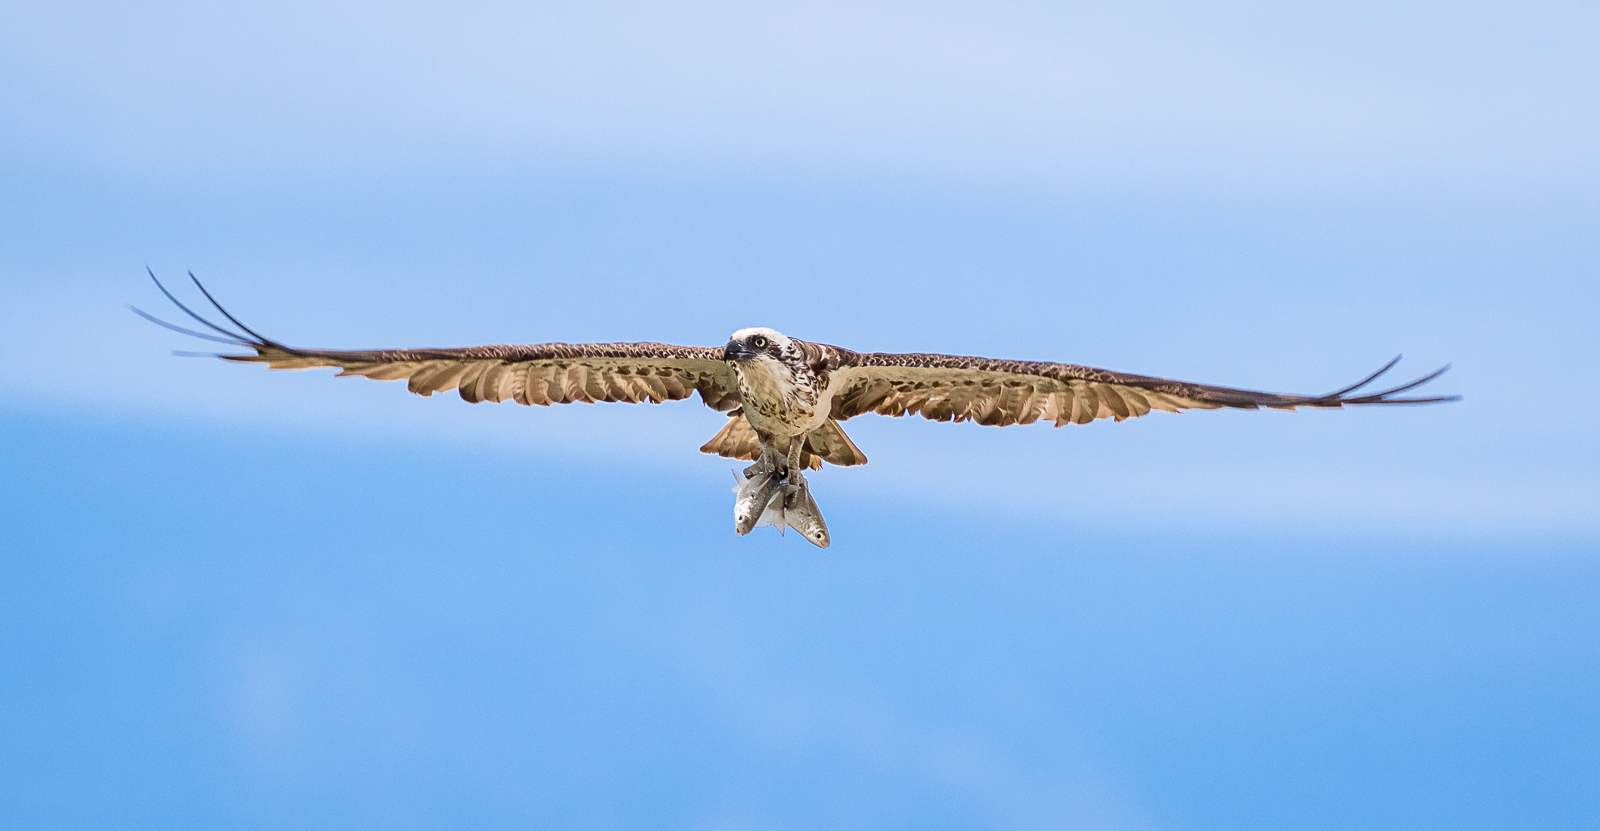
[2,2,1597,829]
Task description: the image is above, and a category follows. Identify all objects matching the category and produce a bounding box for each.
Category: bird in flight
[137,271,1457,547]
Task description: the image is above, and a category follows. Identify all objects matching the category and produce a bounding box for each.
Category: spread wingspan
[137,272,1457,469]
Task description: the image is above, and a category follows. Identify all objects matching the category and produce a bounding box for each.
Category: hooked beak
[723,340,755,362]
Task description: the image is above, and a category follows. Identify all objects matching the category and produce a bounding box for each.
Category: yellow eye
[752,336,768,348]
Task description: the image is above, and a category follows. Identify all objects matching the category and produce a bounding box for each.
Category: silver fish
[778,481,830,549]
[732,469,785,535]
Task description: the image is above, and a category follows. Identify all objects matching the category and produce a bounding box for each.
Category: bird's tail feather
[804,420,868,467]
[698,413,868,469]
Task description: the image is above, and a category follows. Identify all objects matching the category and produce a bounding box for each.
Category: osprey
[138,272,1457,546]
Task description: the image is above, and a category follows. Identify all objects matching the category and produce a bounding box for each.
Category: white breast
[737,360,829,437]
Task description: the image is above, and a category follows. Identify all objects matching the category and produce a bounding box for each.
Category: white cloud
[2,0,1595,188]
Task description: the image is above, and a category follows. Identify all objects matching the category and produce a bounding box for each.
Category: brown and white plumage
[137,272,1457,540]
[242,339,742,410]
[824,349,1455,426]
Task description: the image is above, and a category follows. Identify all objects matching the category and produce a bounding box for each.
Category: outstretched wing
[826,350,1456,427]
[135,271,741,411]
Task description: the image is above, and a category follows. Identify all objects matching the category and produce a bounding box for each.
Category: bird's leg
[783,437,807,490]
[744,444,780,480]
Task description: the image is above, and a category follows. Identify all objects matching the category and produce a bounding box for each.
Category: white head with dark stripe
[723,328,804,370]
[723,327,813,399]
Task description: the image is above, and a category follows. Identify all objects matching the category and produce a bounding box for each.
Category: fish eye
[751,336,768,349]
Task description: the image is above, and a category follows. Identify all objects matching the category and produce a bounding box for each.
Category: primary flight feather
[137,271,1457,546]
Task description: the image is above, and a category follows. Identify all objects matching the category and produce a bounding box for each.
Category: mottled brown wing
[827,351,1455,427]
[136,272,740,410]
[238,341,740,409]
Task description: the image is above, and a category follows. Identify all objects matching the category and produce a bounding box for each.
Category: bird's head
[723,327,799,368]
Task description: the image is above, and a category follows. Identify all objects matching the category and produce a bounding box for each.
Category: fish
[732,468,830,548]
[732,468,785,535]
[777,481,830,549]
